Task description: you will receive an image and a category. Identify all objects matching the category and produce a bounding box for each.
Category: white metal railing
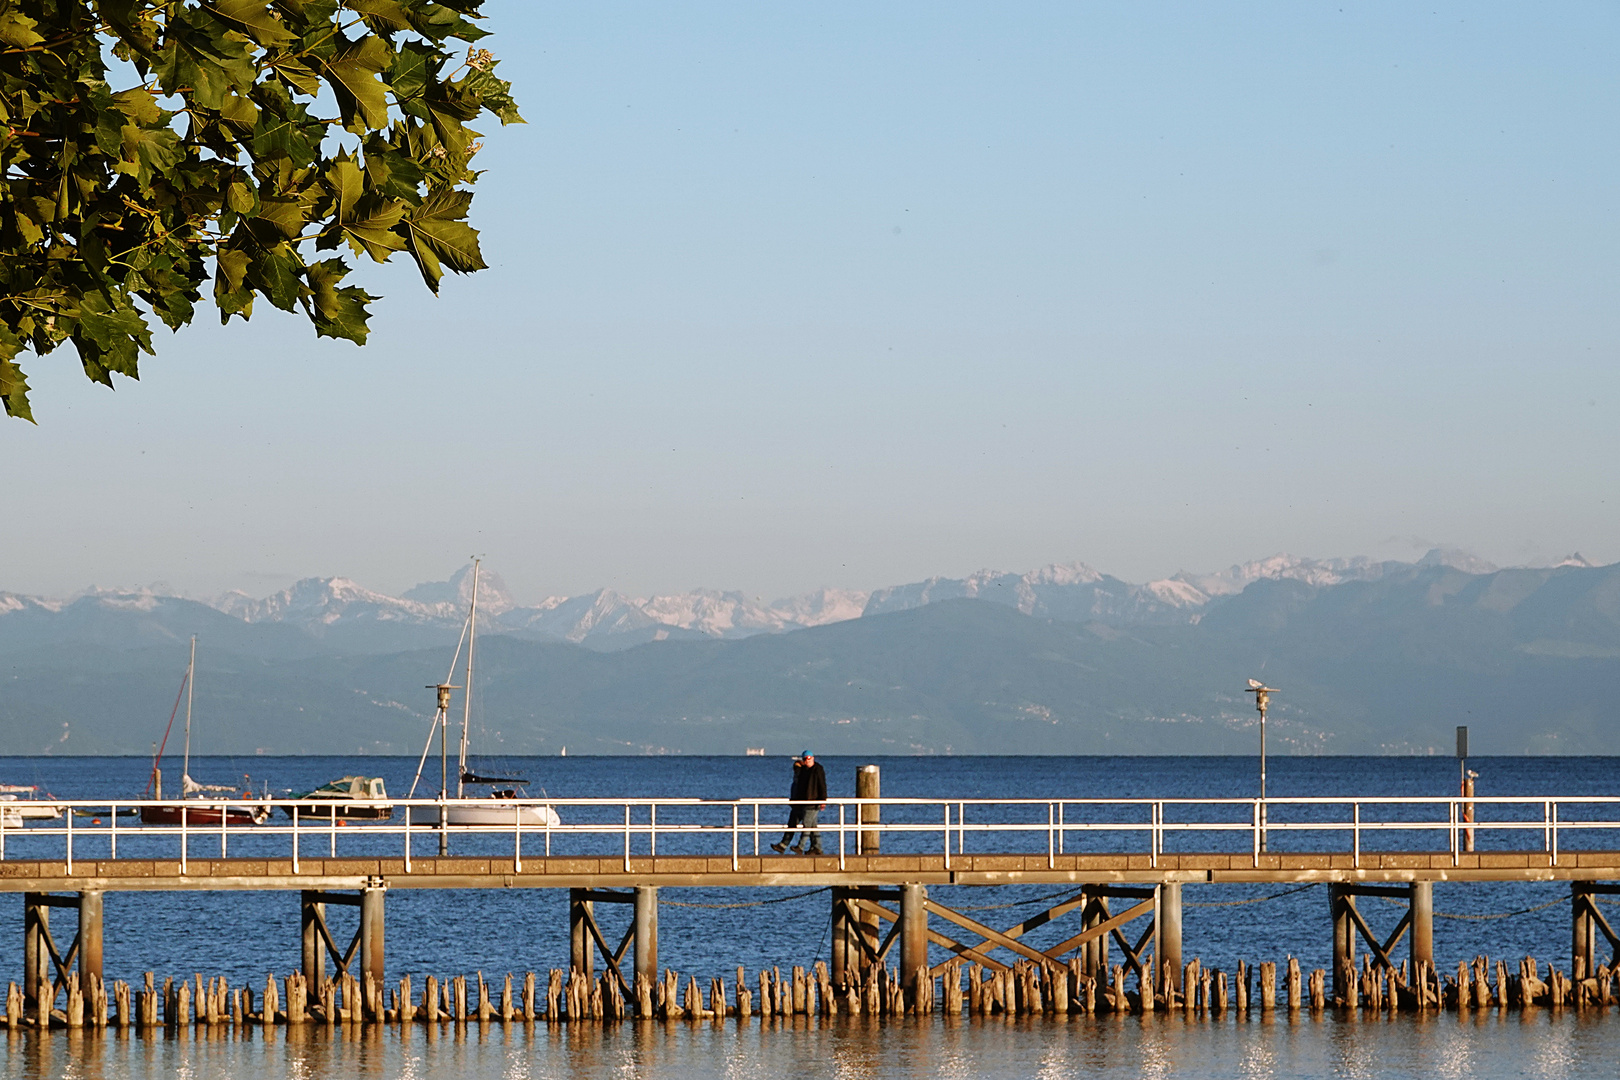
[2,796,1620,875]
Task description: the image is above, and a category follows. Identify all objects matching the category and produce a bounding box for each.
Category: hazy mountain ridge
[1,559,1616,756]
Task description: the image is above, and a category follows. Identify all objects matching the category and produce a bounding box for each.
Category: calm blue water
[2,755,1617,1078]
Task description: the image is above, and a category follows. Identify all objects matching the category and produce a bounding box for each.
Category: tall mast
[458,558,479,798]
[182,635,195,791]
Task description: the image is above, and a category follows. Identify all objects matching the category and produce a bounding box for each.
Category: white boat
[0,785,64,827]
[407,559,561,829]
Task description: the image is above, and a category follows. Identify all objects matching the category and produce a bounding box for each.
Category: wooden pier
[5,777,1620,1030]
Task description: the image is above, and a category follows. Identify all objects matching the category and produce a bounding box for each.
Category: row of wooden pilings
[11,948,1620,1031]
[12,877,1620,1030]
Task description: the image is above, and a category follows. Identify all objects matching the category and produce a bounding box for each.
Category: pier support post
[857,765,881,854]
[900,884,927,997]
[22,894,48,1015]
[1159,883,1182,991]
[569,890,593,977]
[1330,885,1355,1001]
[77,891,103,1003]
[1573,883,1595,978]
[830,888,850,989]
[1410,882,1433,969]
[360,885,385,995]
[633,886,658,985]
[301,891,327,986]
[1082,893,1110,979]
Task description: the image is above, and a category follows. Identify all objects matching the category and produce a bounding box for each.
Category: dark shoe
[770,842,787,853]
[807,847,824,856]
[789,845,803,853]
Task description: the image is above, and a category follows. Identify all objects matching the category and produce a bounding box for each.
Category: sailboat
[408,560,561,828]
[140,637,270,826]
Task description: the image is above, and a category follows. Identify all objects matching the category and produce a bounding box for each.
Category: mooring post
[1330,885,1355,1001]
[569,889,593,977]
[1572,882,1594,978]
[301,891,327,986]
[360,885,385,996]
[900,884,927,997]
[22,893,47,1015]
[78,890,103,1003]
[1410,882,1433,968]
[1159,883,1182,991]
[857,765,880,854]
[633,886,658,985]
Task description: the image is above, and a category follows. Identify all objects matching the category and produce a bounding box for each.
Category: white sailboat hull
[409,802,562,827]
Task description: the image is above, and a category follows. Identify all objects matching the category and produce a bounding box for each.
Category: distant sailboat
[408,560,560,827]
[141,638,269,826]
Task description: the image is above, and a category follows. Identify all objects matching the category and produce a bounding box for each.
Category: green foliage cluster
[0,0,520,420]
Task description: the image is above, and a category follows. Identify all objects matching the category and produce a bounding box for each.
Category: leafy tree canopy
[0,0,520,420]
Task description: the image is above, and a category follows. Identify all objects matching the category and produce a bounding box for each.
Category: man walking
[771,751,826,854]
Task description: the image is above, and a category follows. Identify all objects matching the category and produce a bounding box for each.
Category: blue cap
[802,750,813,757]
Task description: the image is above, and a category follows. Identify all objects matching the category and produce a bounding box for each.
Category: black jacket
[790,760,827,803]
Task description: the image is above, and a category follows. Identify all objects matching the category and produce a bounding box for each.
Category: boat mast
[181,635,195,794]
[458,558,479,798]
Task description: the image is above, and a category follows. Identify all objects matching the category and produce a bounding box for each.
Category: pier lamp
[1245,680,1279,852]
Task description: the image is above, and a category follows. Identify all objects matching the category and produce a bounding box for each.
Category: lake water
[1,754,1617,1077]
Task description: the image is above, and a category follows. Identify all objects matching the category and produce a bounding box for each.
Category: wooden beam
[1042,898,1156,959]
[853,898,1000,974]
[920,900,1054,966]
[1586,897,1620,951]
[1344,902,1407,971]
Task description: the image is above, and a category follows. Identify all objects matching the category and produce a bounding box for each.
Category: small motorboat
[284,776,394,821]
[0,785,64,827]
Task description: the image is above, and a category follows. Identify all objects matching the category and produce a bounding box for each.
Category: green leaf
[400,185,484,292]
[323,35,392,133]
[0,12,44,48]
[0,330,32,422]
[209,0,297,46]
[304,258,375,343]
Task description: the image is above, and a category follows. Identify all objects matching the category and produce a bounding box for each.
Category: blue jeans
[781,806,822,852]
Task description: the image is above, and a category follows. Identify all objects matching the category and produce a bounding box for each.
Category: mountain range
[0,549,1614,756]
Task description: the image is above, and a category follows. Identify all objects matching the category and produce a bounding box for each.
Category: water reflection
[5,1014,1620,1079]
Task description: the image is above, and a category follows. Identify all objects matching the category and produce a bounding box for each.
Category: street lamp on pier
[1246,679,1279,852]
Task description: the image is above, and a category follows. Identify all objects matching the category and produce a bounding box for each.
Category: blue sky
[4,2,1617,601]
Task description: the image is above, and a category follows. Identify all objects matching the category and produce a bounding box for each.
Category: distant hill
[0,558,1615,755]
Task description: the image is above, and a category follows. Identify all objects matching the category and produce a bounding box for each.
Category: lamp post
[1245,680,1278,852]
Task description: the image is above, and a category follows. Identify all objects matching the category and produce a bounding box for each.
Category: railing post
[837,803,846,871]
[180,803,188,875]
[650,803,657,857]
[1449,799,1458,866]
[292,805,300,874]
[943,804,951,870]
[1057,801,1064,855]
[221,801,228,857]
[1252,801,1261,868]
[514,805,522,873]
[624,804,632,872]
[1551,802,1559,866]
[403,809,411,874]
[732,804,740,871]
[1047,802,1055,869]
[109,803,117,860]
[65,808,73,874]
[330,803,338,857]
[1352,802,1360,869]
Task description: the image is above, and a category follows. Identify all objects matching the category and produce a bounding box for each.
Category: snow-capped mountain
[0,547,1571,653]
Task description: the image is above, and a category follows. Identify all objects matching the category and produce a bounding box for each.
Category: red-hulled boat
[140,637,269,826]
